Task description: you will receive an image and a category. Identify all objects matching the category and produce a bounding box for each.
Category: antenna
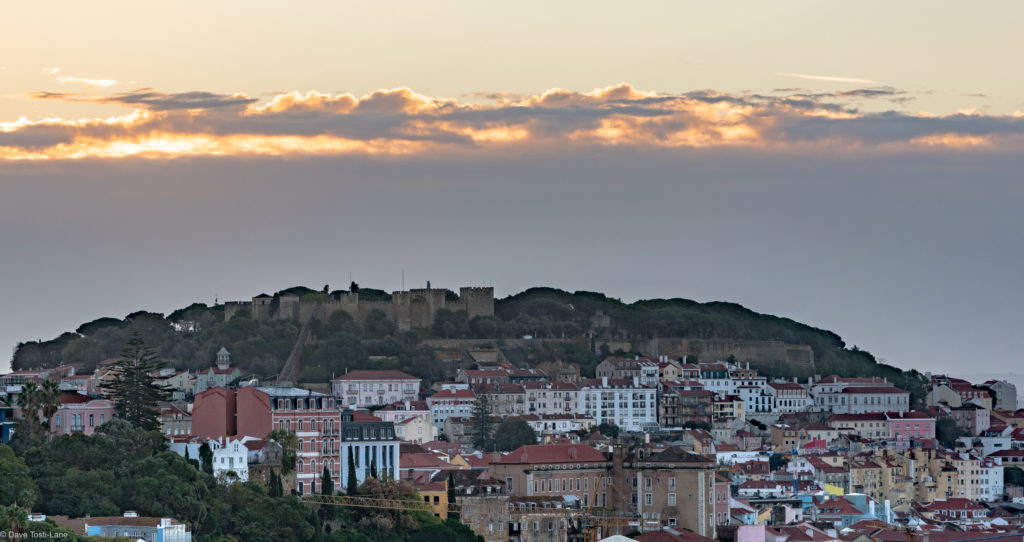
[402,270,405,291]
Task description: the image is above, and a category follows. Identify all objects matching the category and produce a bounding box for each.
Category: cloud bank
[3,83,1024,159]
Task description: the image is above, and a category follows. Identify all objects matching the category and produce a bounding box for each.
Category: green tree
[347,452,359,495]
[1005,466,1024,487]
[14,381,60,440]
[936,418,963,449]
[105,333,170,430]
[321,465,334,495]
[199,442,215,476]
[446,471,458,521]
[597,422,620,439]
[493,420,537,452]
[365,309,395,338]
[269,430,298,475]
[370,458,378,480]
[469,394,496,452]
[0,445,39,508]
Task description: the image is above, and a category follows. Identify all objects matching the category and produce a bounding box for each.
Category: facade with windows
[49,392,116,436]
[577,377,657,433]
[332,370,420,407]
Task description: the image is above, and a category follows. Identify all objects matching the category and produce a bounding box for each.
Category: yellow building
[416,480,449,520]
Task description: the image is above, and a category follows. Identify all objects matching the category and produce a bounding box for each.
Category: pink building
[887,411,935,442]
[331,370,420,407]
[49,392,117,436]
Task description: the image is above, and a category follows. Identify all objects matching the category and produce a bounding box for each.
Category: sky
[1,1,1022,375]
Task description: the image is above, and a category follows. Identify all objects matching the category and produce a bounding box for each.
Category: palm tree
[16,382,41,435]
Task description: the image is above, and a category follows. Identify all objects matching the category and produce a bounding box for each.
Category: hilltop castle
[223,286,494,330]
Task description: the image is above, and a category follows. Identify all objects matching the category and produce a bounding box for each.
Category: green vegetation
[468,394,496,452]
[13,285,927,405]
[493,420,538,452]
[935,418,963,449]
[1005,466,1024,486]
[2,421,480,542]
[105,333,171,431]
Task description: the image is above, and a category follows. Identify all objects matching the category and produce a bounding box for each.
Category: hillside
[8,286,928,405]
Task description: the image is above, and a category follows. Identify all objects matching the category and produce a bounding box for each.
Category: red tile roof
[333,370,418,381]
[496,443,606,465]
[429,389,476,400]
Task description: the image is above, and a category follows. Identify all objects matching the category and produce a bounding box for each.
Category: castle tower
[459,287,495,319]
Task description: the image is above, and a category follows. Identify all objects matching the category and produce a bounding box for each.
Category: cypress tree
[346,451,358,495]
[369,458,377,479]
[321,465,334,495]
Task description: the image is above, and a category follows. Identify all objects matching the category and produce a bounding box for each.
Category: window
[645,493,652,506]
[668,493,676,506]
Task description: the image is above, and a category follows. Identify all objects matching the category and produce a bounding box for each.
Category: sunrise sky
[2,1,1022,374]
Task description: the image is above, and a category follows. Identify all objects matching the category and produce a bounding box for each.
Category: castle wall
[630,338,815,368]
[225,287,495,331]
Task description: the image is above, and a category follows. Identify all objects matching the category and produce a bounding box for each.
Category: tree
[347,451,358,495]
[268,429,298,475]
[597,422,620,439]
[1005,466,1024,487]
[936,418,963,449]
[469,394,496,452]
[364,309,395,338]
[0,445,39,508]
[14,381,60,440]
[105,333,170,430]
[493,420,538,451]
[199,442,214,476]
[447,471,458,521]
[321,465,334,495]
[369,458,378,480]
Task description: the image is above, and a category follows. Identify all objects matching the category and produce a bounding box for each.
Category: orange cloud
[3,84,1023,160]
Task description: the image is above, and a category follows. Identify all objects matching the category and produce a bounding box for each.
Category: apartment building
[331,370,421,407]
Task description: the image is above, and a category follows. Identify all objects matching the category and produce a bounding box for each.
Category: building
[395,415,437,444]
[49,392,116,437]
[443,472,510,542]
[193,348,245,394]
[0,400,14,444]
[191,385,398,494]
[83,514,191,542]
[523,382,579,416]
[629,446,718,537]
[950,404,990,436]
[577,377,658,433]
[159,403,193,437]
[331,370,421,408]
[596,357,662,387]
[809,375,890,412]
[478,383,526,416]
[768,382,812,413]
[170,437,250,482]
[490,443,609,508]
[427,388,476,430]
[980,380,1018,411]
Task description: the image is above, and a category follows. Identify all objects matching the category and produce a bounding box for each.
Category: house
[489,443,608,506]
[522,381,579,416]
[82,514,192,542]
[0,400,14,444]
[395,415,437,444]
[158,402,192,437]
[331,370,421,408]
[170,436,250,482]
[49,392,117,436]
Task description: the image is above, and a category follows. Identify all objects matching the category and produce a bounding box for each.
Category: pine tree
[347,451,358,495]
[469,392,496,452]
[321,465,334,495]
[104,333,170,431]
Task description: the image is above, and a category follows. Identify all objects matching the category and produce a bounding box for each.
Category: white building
[523,381,579,415]
[170,437,250,482]
[331,370,421,408]
[394,415,437,444]
[193,348,245,394]
[426,388,476,430]
[577,377,658,433]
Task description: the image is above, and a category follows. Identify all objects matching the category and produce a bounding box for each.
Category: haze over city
[2,1,1023,375]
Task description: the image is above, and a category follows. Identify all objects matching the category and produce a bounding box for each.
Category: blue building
[84,515,191,542]
[0,400,13,444]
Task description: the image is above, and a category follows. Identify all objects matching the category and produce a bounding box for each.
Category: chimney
[568,447,577,459]
[404,400,410,410]
[633,376,639,387]
[602,376,608,387]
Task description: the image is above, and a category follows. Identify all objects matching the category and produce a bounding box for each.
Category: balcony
[70,425,85,432]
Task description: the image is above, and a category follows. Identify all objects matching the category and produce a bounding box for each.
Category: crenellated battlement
[223,285,494,330]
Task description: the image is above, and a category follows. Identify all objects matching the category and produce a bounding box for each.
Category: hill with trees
[8,286,928,405]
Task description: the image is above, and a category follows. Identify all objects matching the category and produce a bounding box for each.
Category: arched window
[311,459,317,476]
[311,439,317,453]
[298,459,304,473]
